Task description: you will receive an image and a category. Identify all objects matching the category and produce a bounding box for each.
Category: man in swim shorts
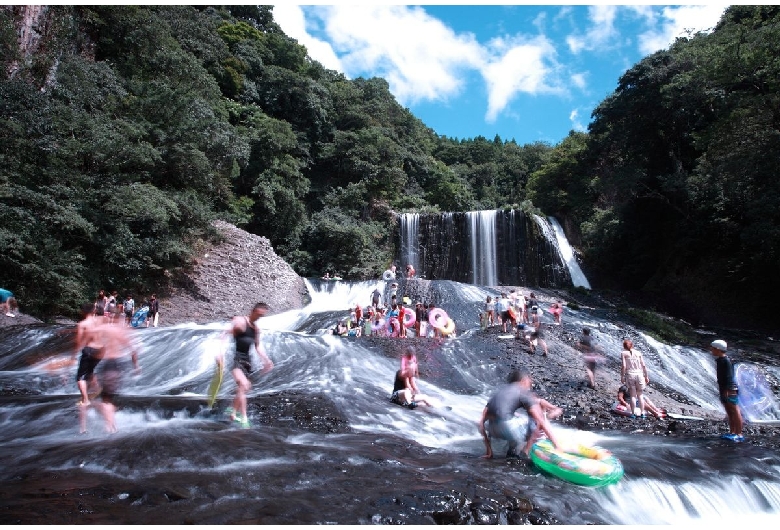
[75,310,139,433]
[478,369,562,458]
[495,293,512,332]
[224,303,274,428]
[73,302,106,413]
[710,339,744,441]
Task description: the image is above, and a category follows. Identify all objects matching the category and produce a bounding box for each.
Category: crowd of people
[67,270,744,448]
[482,290,562,332]
[91,290,160,328]
[332,296,452,339]
[331,267,454,339]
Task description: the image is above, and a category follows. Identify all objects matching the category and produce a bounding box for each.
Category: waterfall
[468,210,498,286]
[399,213,420,272]
[397,209,587,288]
[547,216,591,289]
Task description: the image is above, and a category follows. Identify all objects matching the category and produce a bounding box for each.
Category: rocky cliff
[159,220,308,326]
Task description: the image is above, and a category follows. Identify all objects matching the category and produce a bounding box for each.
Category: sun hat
[710,339,728,352]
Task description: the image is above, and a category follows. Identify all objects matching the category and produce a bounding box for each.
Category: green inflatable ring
[530,439,624,487]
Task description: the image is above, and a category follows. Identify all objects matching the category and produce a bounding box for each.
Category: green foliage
[303,208,392,279]
[579,5,780,328]
[526,131,592,221]
[620,308,697,346]
[4,4,779,331]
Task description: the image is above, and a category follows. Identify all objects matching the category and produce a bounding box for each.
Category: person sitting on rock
[641,395,668,419]
[390,359,436,410]
[334,319,349,336]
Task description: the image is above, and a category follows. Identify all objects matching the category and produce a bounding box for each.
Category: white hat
[710,339,727,352]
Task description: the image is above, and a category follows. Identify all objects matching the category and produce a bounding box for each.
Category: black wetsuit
[390,370,415,408]
[233,318,256,375]
[716,355,739,404]
[76,346,102,382]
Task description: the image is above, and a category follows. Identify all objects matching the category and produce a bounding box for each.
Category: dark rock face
[398,210,572,287]
[160,220,309,325]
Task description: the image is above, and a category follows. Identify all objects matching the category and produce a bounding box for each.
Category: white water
[399,209,591,289]
[3,278,780,524]
[399,212,420,272]
[468,210,498,286]
[547,216,591,289]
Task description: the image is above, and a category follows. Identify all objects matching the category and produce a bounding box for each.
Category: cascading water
[0,278,778,524]
[468,210,498,286]
[548,216,591,289]
[399,212,420,272]
[397,209,582,288]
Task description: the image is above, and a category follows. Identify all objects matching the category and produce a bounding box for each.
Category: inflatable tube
[507,307,517,321]
[530,439,623,487]
[370,318,386,332]
[735,363,779,422]
[382,270,395,281]
[441,318,456,336]
[131,307,149,328]
[402,310,416,328]
[548,305,563,316]
[610,402,633,417]
[428,308,449,329]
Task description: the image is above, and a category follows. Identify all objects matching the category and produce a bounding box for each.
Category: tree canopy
[1,5,778,330]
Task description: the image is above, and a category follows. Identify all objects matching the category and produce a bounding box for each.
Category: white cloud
[637,5,727,55]
[271,5,342,72]
[566,5,619,54]
[310,5,484,104]
[275,6,562,125]
[570,72,587,90]
[481,35,561,122]
[569,108,586,132]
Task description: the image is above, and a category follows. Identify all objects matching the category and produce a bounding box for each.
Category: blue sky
[272,3,727,146]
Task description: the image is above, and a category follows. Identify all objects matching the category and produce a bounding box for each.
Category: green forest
[1,5,778,330]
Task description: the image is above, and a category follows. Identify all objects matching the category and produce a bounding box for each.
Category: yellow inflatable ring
[441,318,456,336]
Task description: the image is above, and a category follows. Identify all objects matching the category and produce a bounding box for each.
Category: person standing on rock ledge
[577,328,603,389]
[710,339,744,442]
[223,303,274,428]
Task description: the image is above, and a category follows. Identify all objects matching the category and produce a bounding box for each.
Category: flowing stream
[0,279,779,524]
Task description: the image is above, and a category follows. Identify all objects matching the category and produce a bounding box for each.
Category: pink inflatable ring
[428,308,449,329]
